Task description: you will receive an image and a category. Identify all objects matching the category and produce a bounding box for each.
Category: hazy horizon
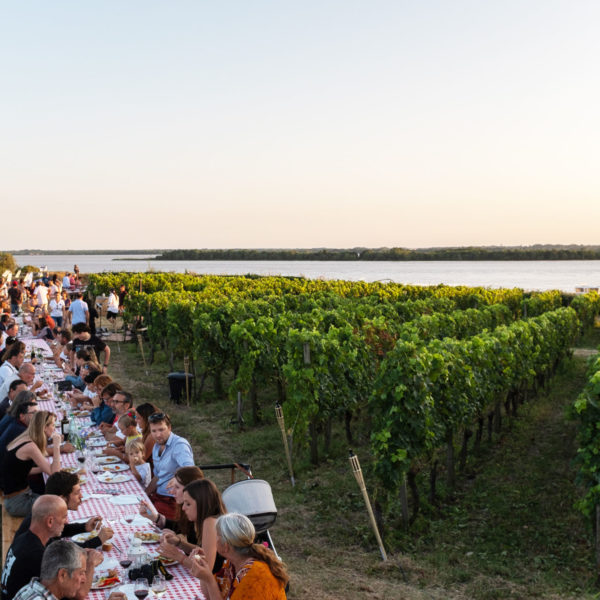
[2,2,599,250]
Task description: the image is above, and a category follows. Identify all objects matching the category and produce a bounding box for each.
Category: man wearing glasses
[147,412,194,520]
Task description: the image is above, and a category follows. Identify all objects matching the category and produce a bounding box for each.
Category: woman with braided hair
[183,512,289,600]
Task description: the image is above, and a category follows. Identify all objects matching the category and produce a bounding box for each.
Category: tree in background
[0,252,17,273]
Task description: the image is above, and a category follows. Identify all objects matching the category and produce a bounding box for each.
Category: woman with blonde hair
[0,410,62,516]
[184,512,289,600]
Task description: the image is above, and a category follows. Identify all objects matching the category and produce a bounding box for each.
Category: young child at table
[118,413,141,443]
[126,438,151,489]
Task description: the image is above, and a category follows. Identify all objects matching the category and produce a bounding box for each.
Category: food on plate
[71,531,97,543]
[97,456,119,464]
[134,531,160,543]
[91,571,120,589]
[103,464,129,472]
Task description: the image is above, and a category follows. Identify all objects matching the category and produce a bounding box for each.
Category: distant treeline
[10,249,163,255]
[156,246,600,261]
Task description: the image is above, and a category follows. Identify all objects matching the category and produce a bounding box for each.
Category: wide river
[13,254,600,293]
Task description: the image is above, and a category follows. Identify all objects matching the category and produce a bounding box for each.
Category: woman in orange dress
[184,512,288,600]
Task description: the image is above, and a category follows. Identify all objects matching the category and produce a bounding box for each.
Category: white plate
[90,575,121,591]
[97,456,120,464]
[109,494,139,505]
[71,531,98,543]
[102,463,130,472]
[96,473,131,484]
[134,531,161,544]
[87,438,107,447]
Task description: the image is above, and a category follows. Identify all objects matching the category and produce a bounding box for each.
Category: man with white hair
[12,540,125,600]
[0,361,44,401]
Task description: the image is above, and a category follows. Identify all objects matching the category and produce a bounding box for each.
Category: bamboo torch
[184,356,190,407]
[275,403,295,487]
[349,450,387,561]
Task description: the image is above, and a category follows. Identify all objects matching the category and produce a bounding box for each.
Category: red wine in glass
[134,590,148,600]
[119,559,132,569]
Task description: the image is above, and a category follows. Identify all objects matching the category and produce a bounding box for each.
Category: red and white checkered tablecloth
[28,338,206,600]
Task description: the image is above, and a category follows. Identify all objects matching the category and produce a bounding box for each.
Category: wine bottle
[60,414,70,442]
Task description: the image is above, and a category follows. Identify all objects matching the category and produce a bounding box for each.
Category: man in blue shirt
[148,412,194,520]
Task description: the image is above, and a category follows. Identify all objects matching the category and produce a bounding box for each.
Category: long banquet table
[22,334,205,600]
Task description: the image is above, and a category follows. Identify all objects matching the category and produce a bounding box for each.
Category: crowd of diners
[0,273,289,600]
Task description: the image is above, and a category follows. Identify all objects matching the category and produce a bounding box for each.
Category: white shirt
[35,285,49,305]
[62,275,71,289]
[107,293,119,313]
[0,361,18,388]
[49,299,65,318]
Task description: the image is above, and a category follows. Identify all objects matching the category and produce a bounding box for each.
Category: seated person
[140,466,204,536]
[13,539,122,600]
[1,495,69,600]
[0,411,62,516]
[146,412,194,520]
[66,366,101,407]
[0,390,38,455]
[101,391,135,439]
[90,382,119,426]
[158,479,226,574]
[126,438,152,489]
[182,513,289,600]
[0,378,27,420]
[63,348,93,391]
[15,471,113,548]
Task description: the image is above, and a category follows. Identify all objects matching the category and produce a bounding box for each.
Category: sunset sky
[2,1,599,250]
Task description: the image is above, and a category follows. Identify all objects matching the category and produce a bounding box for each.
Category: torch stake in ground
[275,403,295,487]
[349,450,387,561]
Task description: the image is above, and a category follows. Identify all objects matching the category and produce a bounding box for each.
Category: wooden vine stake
[596,504,600,578]
[184,356,190,407]
[349,450,387,561]
[275,403,295,487]
[136,332,148,376]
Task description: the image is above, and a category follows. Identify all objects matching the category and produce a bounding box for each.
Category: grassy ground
[106,324,600,599]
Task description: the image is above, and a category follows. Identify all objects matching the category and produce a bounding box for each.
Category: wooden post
[349,450,387,561]
[136,333,148,376]
[236,391,244,430]
[399,474,409,530]
[596,504,600,577]
[184,356,190,407]
[303,342,311,365]
[275,403,295,487]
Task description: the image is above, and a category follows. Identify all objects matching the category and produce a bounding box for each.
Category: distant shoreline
[153,246,600,262]
[9,246,600,261]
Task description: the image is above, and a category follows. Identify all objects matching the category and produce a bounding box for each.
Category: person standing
[68,292,89,327]
[49,292,65,329]
[7,282,22,315]
[118,284,127,313]
[106,289,119,321]
[34,282,49,313]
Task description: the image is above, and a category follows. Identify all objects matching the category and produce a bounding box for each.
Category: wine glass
[134,577,149,600]
[124,513,136,526]
[151,572,167,597]
[75,450,86,468]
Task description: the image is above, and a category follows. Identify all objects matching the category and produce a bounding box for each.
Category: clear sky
[2,1,599,250]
